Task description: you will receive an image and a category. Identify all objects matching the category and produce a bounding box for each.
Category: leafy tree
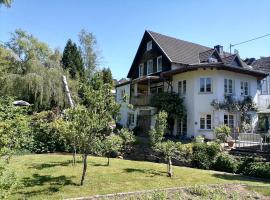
[117,128,135,154]
[103,134,123,166]
[78,29,100,78]
[214,125,231,144]
[149,111,181,177]
[101,67,113,85]
[1,29,78,111]
[0,0,13,7]
[62,39,84,79]
[65,75,120,185]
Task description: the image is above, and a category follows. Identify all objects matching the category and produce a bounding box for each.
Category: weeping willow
[0,30,79,111]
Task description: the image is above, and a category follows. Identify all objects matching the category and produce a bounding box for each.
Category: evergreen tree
[62,39,84,79]
[101,67,113,85]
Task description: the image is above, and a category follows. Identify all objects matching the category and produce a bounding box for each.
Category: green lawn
[9,154,270,199]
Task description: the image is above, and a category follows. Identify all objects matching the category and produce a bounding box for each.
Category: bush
[176,143,193,166]
[213,152,239,173]
[191,142,221,169]
[239,159,270,179]
[214,125,231,143]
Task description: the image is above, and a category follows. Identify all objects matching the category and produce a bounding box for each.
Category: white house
[116,30,268,139]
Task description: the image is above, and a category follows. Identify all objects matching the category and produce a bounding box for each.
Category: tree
[78,29,100,78]
[62,39,84,79]
[0,0,13,7]
[1,29,78,111]
[65,74,120,185]
[103,134,123,166]
[149,111,181,177]
[101,67,113,85]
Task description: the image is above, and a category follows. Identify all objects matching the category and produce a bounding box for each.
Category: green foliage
[0,162,18,199]
[101,67,113,85]
[29,111,70,153]
[62,39,84,79]
[239,159,270,179]
[0,0,13,7]
[150,92,186,120]
[191,142,221,169]
[213,152,238,173]
[78,29,99,78]
[103,134,123,159]
[176,143,193,166]
[117,128,135,153]
[214,125,231,143]
[1,29,78,111]
[149,111,167,145]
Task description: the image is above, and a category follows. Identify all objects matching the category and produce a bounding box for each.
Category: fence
[232,132,270,152]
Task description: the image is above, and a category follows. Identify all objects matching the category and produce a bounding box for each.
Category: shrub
[191,142,221,169]
[240,160,270,179]
[176,143,193,166]
[213,152,239,173]
[214,125,231,143]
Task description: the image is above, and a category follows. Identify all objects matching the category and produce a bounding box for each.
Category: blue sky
[0,0,270,80]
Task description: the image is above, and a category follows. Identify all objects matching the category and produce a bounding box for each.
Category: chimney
[214,45,223,55]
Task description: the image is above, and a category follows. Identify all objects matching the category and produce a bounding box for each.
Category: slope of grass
[247,185,270,197]
[9,154,270,199]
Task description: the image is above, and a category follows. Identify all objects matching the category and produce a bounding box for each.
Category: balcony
[130,94,153,106]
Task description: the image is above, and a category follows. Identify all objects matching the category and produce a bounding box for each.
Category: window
[147,60,153,75]
[178,80,186,96]
[224,79,233,94]
[200,78,212,93]
[128,113,135,125]
[241,81,249,96]
[157,56,162,72]
[146,41,152,51]
[178,115,187,136]
[200,114,211,130]
[150,86,163,94]
[224,114,234,129]
[139,63,144,77]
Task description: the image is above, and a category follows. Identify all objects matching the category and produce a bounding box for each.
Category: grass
[8,154,270,199]
[247,185,270,197]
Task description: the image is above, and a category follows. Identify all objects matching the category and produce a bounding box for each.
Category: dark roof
[199,49,216,62]
[148,30,210,64]
[251,57,270,73]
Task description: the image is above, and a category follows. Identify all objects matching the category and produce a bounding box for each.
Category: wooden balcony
[130,94,152,106]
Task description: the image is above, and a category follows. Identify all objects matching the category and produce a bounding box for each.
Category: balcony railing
[130,94,152,106]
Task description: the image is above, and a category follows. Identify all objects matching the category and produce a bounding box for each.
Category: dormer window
[139,63,144,77]
[146,41,152,51]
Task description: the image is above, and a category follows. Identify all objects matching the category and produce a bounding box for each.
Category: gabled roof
[251,57,270,73]
[199,49,222,63]
[147,30,210,64]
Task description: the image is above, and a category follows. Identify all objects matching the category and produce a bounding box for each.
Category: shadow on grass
[123,168,167,177]
[29,160,83,170]
[212,173,270,184]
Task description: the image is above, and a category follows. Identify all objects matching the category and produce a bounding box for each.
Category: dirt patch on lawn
[67,184,270,200]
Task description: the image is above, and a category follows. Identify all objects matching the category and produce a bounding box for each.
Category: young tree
[103,134,123,166]
[101,67,113,85]
[62,39,84,79]
[149,111,181,177]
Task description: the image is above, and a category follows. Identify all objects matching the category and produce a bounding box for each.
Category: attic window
[146,41,152,51]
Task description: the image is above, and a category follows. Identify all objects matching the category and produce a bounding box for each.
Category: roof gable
[199,49,222,63]
[222,54,244,67]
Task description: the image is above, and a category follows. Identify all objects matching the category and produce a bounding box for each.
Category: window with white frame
[146,41,152,51]
[139,63,144,77]
[224,114,234,129]
[200,78,212,93]
[241,81,249,96]
[147,59,153,75]
[178,80,186,96]
[200,114,211,130]
[157,56,162,72]
[224,79,233,94]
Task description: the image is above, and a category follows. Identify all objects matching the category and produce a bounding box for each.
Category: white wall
[171,68,259,139]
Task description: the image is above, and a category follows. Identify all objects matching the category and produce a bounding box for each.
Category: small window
[200,114,212,130]
[178,80,186,96]
[146,41,152,51]
[157,56,162,72]
[128,113,135,125]
[139,63,144,77]
[224,79,233,94]
[241,81,249,96]
[200,78,212,93]
[224,114,234,129]
[147,60,153,75]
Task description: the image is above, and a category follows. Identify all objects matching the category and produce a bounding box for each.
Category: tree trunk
[72,144,76,166]
[167,156,173,177]
[80,153,88,186]
[107,156,110,166]
[62,75,74,108]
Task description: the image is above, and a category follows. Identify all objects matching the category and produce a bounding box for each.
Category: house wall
[171,68,259,139]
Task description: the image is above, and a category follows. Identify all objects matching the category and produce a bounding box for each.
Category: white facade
[116,68,267,139]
